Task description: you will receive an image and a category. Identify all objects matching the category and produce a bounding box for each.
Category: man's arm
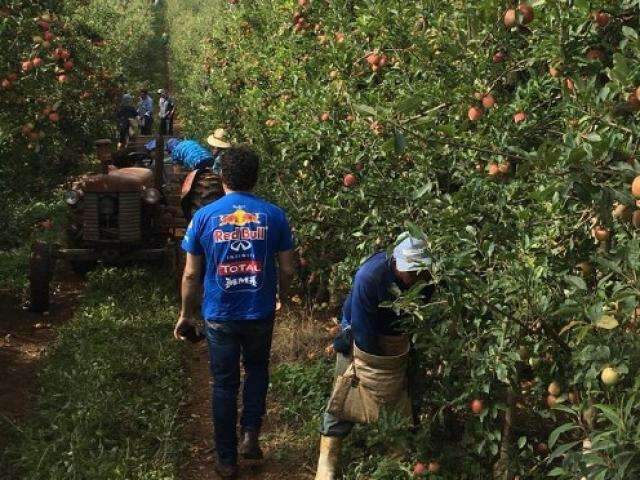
[174,253,204,340]
[349,279,380,355]
[277,249,296,306]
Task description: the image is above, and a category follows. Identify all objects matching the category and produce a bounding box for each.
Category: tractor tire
[70,260,97,275]
[29,241,54,313]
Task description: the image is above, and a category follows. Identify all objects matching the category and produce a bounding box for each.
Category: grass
[1,267,186,480]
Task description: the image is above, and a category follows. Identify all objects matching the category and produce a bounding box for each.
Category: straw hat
[207,128,231,149]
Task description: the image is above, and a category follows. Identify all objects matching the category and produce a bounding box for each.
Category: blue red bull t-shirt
[181,191,294,321]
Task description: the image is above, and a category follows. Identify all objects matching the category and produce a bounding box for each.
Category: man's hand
[177,253,204,340]
[174,316,194,341]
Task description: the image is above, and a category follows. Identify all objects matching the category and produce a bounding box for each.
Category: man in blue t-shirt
[174,145,295,480]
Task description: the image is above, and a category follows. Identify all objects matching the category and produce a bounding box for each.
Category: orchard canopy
[4,0,640,478]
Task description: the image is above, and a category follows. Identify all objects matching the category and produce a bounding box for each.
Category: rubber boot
[314,435,342,480]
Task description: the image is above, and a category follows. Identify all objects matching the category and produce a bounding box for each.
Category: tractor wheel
[70,260,96,275]
[29,241,54,313]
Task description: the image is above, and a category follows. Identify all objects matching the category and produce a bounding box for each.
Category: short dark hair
[221,145,260,191]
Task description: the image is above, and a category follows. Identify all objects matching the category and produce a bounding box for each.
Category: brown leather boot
[214,462,238,480]
[239,429,263,461]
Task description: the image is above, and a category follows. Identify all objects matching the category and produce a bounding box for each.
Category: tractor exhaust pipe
[95,139,112,174]
[154,135,164,189]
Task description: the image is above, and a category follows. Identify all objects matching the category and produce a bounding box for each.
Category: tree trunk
[493,387,515,480]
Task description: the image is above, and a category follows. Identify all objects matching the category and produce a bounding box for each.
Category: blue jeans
[206,317,274,465]
[320,352,355,437]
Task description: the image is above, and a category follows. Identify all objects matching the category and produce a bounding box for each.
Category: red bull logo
[214,226,266,243]
[219,209,261,227]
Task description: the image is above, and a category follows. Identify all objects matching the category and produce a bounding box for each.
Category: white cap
[393,232,430,272]
[157,88,165,95]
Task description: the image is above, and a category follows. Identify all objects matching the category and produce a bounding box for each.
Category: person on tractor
[206,128,232,172]
[137,88,153,135]
[116,93,137,148]
[166,137,216,170]
[157,89,175,136]
[174,145,296,480]
[313,233,435,480]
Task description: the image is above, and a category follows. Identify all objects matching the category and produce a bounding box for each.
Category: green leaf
[565,275,587,290]
[594,404,623,429]
[548,440,581,461]
[622,26,638,40]
[595,315,618,330]
[551,403,580,417]
[548,467,567,476]
[353,103,377,116]
[548,423,580,449]
[517,436,527,449]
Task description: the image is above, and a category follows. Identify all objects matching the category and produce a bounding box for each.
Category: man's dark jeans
[205,317,274,466]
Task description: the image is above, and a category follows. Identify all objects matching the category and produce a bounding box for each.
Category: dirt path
[0,273,83,454]
[180,321,318,480]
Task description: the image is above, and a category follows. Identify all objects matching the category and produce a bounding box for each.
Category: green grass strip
[2,267,185,480]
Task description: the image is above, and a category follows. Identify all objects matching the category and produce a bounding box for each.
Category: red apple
[468,106,483,121]
[470,399,484,414]
[1,79,11,89]
[482,94,495,109]
[63,60,74,71]
[518,3,534,25]
[493,51,506,63]
[21,60,33,72]
[343,173,357,188]
[366,53,380,66]
[594,11,610,27]
[513,111,527,123]
[32,57,43,68]
[48,112,60,122]
[413,462,426,476]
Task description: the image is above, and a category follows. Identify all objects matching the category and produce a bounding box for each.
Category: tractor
[28,136,223,312]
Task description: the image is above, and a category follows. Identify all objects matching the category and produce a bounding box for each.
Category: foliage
[0,0,165,249]
[166,0,640,477]
[1,267,185,480]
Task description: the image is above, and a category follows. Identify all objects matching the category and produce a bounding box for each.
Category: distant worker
[206,128,232,173]
[116,93,138,148]
[157,89,175,135]
[175,145,296,480]
[166,138,216,170]
[137,88,153,135]
[314,233,435,480]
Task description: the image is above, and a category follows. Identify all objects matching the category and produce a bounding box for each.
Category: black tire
[29,241,54,313]
[70,260,96,275]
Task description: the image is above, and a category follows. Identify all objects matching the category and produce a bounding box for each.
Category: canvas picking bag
[326,339,412,424]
